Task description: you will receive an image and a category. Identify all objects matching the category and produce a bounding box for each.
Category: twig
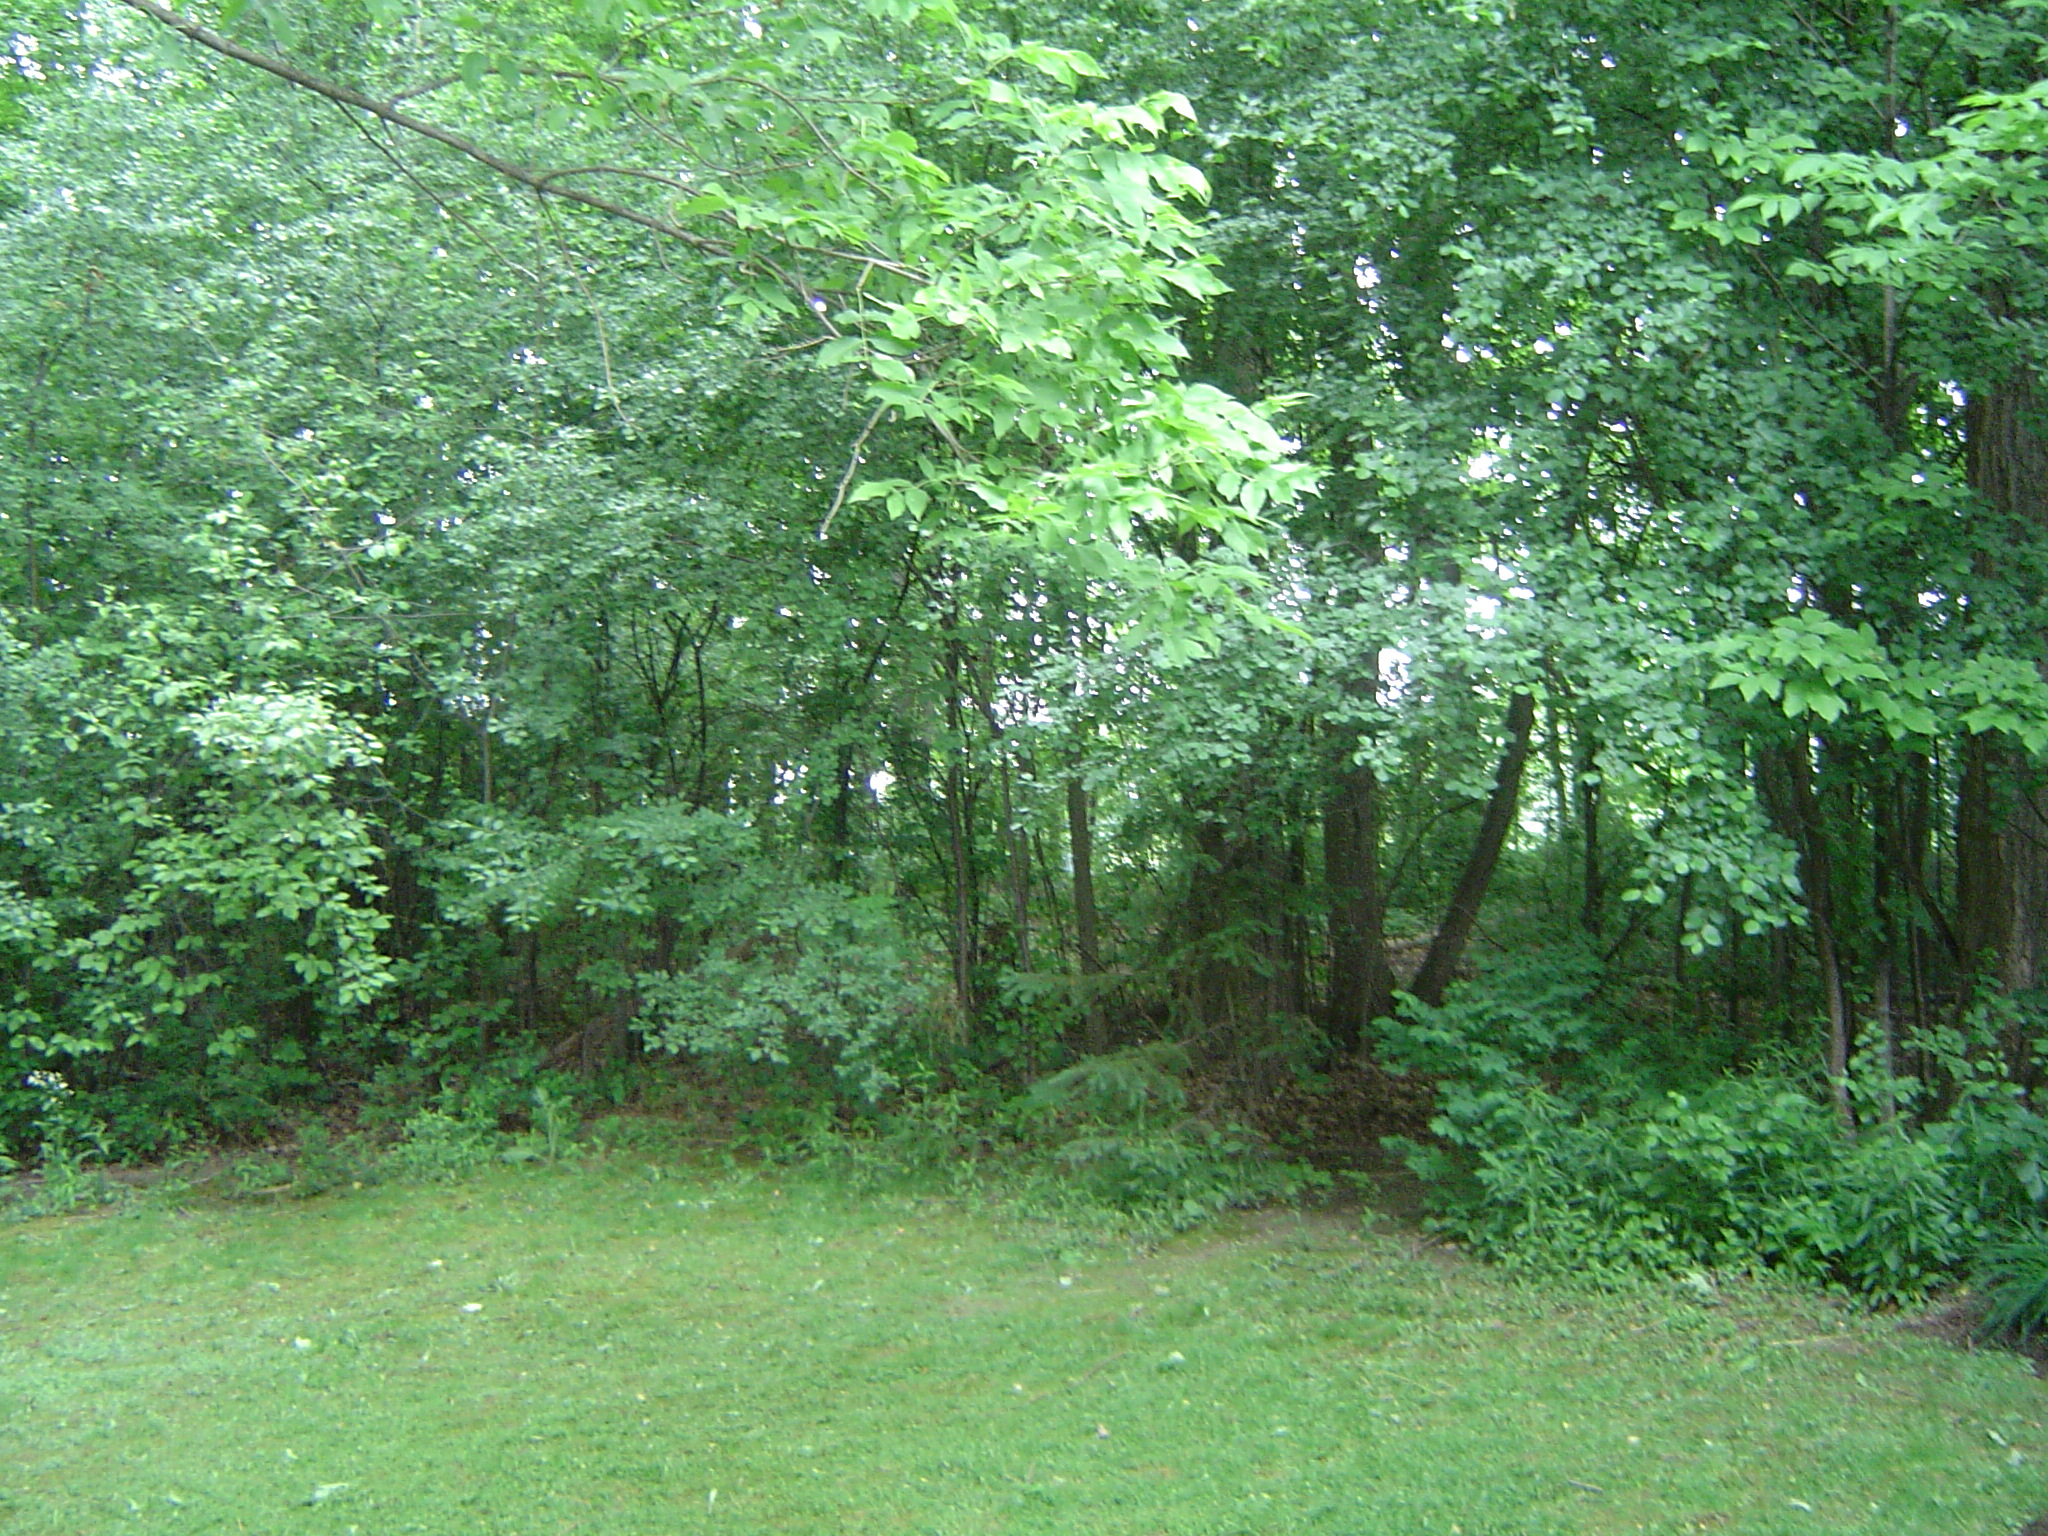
[533,163,695,195]
[540,200,636,434]
[748,77,894,200]
[333,107,542,286]
[386,73,461,105]
[818,403,888,540]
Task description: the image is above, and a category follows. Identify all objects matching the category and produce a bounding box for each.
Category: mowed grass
[4,1160,2047,1536]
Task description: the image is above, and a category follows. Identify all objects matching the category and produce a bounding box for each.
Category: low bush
[790,1044,1326,1231]
[1007,1044,1328,1229]
[382,1108,506,1183]
[1377,965,2048,1304]
[287,1121,380,1196]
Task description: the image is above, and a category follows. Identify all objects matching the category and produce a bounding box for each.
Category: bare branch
[539,199,636,436]
[532,164,696,195]
[114,0,730,253]
[333,105,544,286]
[117,1,937,309]
[115,1,935,290]
[386,73,461,106]
[819,404,889,541]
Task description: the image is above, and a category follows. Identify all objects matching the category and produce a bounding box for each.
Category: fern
[1976,1229,2048,1341]
[1020,1043,1191,1126]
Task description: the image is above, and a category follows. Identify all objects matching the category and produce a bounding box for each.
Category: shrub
[1039,1119,1325,1228]
[635,883,930,1100]
[384,1108,504,1183]
[289,1121,377,1197]
[1378,975,2041,1303]
[1013,1044,1328,1228]
[788,1045,1326,1229]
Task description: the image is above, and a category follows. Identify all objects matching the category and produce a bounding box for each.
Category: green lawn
[4,1160,2044,1535]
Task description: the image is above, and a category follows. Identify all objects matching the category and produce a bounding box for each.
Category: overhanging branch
[116,0,733,254]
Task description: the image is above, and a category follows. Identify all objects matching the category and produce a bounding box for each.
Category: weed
[290,1122,376,1197]
[5,1071,115,1219]
[1012,1045,1327,1230]
[225,1153,292,1197]
[383,1108,502,1182]
[529,1083,576,1161]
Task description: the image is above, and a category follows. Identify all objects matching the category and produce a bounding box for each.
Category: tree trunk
[942,635,979,1020]
[1576,720,1604,936]
[945,756,977,1021]
[826,740,859,881]
[969,677,1034,976]
[1282,834,1309,1020]
[1872,947,1898,1120]
[1411,692,1537,1008]
[1067,777,1106,1053]
[514,926,541,1036]
[1870,764,1902,1117]
[1032,828,1070,960]
[1182,817,1294,1058]
[1998,780,2048,1001]
[1956,732,2007,976]
[1999,779,2048,1089]
[1323,752,1393,1054]
[1960,362,2048,1051]
[1781,737,1855,1132]
[581,933,637,1072]
[1001,756,1032,973]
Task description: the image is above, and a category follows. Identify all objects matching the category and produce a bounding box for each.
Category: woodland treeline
[7,0,2048,1288]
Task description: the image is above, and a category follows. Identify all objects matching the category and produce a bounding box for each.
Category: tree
[10,0,2048,1195]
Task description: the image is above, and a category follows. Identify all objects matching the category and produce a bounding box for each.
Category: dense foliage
[7,0,2048,1299]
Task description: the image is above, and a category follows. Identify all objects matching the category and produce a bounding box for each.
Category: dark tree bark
[1000,757,1032,973]
[1966,366,2048,535]
[515,926,541,1036]
[581,934,637,1071]
[1323,752,1393,1054]
[1956,732,2007,975]
[943,758,978,1021]
[1181,815,1297,1066]
[1032,828,1070,961]
[1410,692,1537,1008]
[1576,720,1604,936]
[1870,764,1904,1111]
[1284,835,1310,1018]
[968,676,1034,976]
[2001,787,2048,1001]
[826,740,859,880]
[1960,364,2048,1040]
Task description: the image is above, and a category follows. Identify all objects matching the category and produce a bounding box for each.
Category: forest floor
[4,1155,2047,1536]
